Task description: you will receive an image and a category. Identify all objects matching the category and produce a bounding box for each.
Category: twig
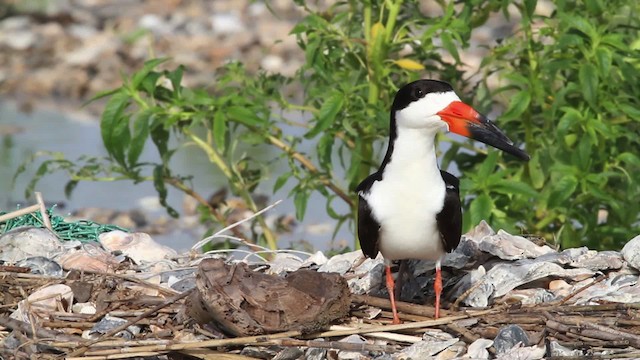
[66,289,193,357]
[555,274,608,305]
[66,351,165,360]
[0,316,82,343]
[35,192,52,231]
[451,276,487,310]
[352,294,443,318]
[0,204,40,223]
[311,307,502,338]
[192,200,283,251]
[274,338,402,352]
[82,330,304,355]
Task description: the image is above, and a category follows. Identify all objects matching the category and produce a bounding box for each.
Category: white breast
[363,128,446,261]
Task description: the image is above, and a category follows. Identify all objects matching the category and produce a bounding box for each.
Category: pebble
[493,324,530,354]
[98,230,177,264]
[15,256,63,277]
[621,234,640,270]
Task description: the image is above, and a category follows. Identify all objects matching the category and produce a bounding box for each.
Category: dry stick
[328,325,423,343]
[352,294,442,318]
[82,330,304,356]
[34,191,53,231]
[0,204,40,223]
[0,316,82,343]
[451,277,487,311]
[274,338,401,353]
[66,289,193,357]
[555,274,608,305]
[311,307,503,339]
[266,134,353,207]
[546,353,640,360]
[66,351,165,360]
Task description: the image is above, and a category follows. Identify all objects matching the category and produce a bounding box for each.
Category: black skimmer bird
[357,80,529,324]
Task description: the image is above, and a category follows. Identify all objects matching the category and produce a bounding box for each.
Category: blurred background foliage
[19,0,640,250]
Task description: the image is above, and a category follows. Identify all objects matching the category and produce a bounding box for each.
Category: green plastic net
[0,206,129,242]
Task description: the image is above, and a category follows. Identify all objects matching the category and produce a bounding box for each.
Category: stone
[0,227,64,263]
[493,324,529,354]
[621,235,640,270]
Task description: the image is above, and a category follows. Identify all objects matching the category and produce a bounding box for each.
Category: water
[0,100,353,251]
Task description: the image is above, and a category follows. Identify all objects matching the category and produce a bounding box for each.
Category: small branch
[266,134,353,207]
[0,204,40,223]
[35,192,53,232]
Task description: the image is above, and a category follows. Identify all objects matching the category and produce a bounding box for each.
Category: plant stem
[266,134,353,207]
[186,130,278,250]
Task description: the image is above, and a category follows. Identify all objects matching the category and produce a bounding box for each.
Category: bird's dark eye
[414,88,424,98]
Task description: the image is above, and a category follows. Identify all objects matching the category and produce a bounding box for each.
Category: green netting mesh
[0,206,129,242]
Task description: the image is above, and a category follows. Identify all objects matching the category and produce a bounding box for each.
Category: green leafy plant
[16,0,640,250]
[464,0,640,249]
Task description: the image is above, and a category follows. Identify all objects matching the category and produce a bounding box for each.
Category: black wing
[356,173,381,258]
[436,170,462,253]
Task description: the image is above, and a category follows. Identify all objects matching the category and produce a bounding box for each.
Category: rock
[56,243,120,273]
[318,251,362,275]
[495,344,545,360]
[475,229,555,260]
[621,235,640,270]
[464,338,493,359]
[211,12,244,35]
[0,227,64,263]
[493,324,529,354]
[99,230,177,264]
[393,330,458,359]
[85,315,140,340]
[15,256,63,277]
[11,284,74,323]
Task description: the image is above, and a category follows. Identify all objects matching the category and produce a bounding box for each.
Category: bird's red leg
[434,259,442,319]
[385,265,401,324]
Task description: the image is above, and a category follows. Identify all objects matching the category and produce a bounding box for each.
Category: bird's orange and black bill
[437,101,530,161]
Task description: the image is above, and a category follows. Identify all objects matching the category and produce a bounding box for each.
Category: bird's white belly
[367,166,446,261]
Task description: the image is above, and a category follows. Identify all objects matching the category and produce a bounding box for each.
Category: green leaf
[500,90,531,121]
[100,91,131,167]
[617,152,640,167]
[153,165,179,217]
[131,58,168,90]
[150,120,170,159]
[128,109,152,167]
[595,47,612,76]
[305,92,344,138]
[492,179,538,198]
[523,0,537,18]
[528,153,545,189]
[165,65,184,97]
[213,112,227,151]
[64,180,78,198]
[478,151,498,181]
[273,172,291,193]
[227,106,263,127]
[557,108,582,135]
[470,193,494,226]
[579,63,598,104]
[293,190,309,220]
[549,175,579,208]
[440,32,460,63]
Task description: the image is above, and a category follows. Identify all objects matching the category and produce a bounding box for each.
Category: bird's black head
[391,80,454,112]
[387,79,530,161]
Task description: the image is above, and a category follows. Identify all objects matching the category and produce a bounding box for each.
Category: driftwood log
[182,258,351,336]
